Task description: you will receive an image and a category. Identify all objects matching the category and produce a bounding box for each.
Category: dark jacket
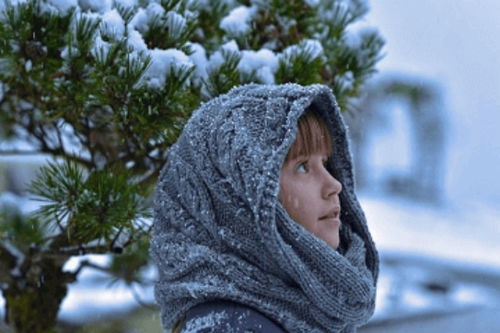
[180,300,287,332]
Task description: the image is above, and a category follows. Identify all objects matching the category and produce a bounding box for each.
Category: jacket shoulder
[179,299,286,333]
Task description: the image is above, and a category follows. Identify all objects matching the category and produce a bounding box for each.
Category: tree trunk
[3,258,72,333]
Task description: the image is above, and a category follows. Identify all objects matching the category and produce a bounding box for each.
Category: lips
[319,206,341,221]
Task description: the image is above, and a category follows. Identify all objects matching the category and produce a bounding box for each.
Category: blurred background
[356,1,500,331]
[1,0,500,332]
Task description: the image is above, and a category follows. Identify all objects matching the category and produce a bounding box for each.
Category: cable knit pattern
[151,83,379,333]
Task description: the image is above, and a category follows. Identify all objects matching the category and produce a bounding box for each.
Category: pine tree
[0,0,384,331]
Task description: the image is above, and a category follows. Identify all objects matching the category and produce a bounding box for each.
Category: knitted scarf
[151,84,378,333]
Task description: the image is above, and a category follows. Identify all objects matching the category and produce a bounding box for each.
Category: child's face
[279,150,343,249]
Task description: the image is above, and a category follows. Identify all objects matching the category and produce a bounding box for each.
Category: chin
[326,238,339,249]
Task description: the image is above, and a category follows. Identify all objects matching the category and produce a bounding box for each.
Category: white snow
[299,39,324,59]
[221,40,239,53]
[219,5,256,36]
[90,34,111,59]
[78,9,101,22]
[78,0,112,14]
[24,59,32,72]
[127,29,148,52]
[59,255,155,324]
[336,70,355,91]
[129,2,165,33]
[101,8,125,38]
[281,39,324,62]
[68,10,101,41]
[372,251,500,322]
[142,48,194,89]
[58,45,74,59]
[145,2,165,18]
[187,42,208,80]
[114,0,137,8]
[344,0,368,14]
[165,11,187,39]
[0,0,27,12]
[207,40,240,71]
[60,284,139,323]
[182,311,228,332]
[304,0,320,7]
[238,49,278,84]
[192,0,236,8]
[41,0,78,15]
[129,7,148,32]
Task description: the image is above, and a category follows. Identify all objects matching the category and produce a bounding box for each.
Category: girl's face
[279,149,343,249]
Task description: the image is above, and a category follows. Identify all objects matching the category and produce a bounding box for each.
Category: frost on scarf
[182,311,228,333]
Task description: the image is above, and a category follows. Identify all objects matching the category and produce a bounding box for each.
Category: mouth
[319,206,341,222]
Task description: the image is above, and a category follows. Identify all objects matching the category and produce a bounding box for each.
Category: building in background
[346,74,448,204]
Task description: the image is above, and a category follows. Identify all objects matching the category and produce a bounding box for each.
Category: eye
[296,161,308,173]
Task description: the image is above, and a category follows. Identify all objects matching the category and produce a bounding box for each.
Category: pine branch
[70,259,111,277]
[43,243,111,257]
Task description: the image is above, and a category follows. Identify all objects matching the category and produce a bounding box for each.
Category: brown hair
[285,107,333,162]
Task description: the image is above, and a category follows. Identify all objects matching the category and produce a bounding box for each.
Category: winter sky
[362,0,500,206]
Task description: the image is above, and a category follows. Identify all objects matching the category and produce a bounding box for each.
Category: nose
[322,169,342,199]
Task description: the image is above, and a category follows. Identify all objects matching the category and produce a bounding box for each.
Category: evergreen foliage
[0,0,384,331]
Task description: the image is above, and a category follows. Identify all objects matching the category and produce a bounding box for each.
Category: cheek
[282,195,304,220]
[280,182,298,211]
[280,185,310,223]
[282,193,301,211]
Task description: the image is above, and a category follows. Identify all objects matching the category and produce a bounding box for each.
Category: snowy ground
[58,256,156,324]
[1,192,499,327]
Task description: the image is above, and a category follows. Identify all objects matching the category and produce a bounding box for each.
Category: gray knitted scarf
[151,84,378,333]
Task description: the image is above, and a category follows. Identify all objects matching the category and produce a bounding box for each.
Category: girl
[151,84,378,332]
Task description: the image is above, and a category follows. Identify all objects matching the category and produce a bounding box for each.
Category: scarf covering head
[151,83,378,333]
